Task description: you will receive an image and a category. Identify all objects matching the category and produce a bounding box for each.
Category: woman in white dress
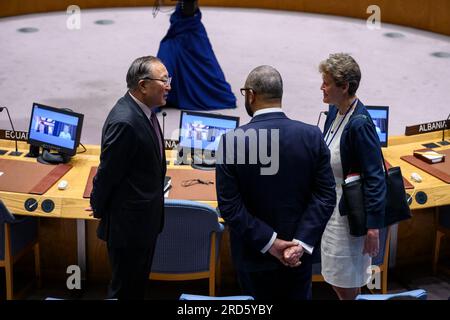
[319,53,386,300]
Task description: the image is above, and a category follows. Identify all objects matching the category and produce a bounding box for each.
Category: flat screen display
[27,103,84,156]
[366,106,389,147]
[178,110,239,152]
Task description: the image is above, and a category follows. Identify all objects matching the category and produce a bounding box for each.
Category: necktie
[150,111,163,159]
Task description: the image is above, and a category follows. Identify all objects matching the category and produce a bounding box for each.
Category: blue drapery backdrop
[157,5,236,111]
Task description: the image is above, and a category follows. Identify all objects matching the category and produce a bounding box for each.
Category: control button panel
[41,199,55,213]
[21,197,60,216]
[24,198,38,212]
[415,191,428,205]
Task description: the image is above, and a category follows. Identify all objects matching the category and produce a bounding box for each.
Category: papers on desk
[413,150,445,164]
[164,176,172,198]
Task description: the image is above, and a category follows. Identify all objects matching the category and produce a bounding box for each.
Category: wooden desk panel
[383,132,450,266]
[0,0,449,36]
[38,218,78,281]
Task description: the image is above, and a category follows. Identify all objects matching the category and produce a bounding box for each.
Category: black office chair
[149,199,224,296]
[0,200,41,300]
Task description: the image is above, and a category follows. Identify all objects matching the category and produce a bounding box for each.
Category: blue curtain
[157,5,236,110]
[54,122,63,136]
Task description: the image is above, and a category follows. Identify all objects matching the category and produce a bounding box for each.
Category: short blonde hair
[319,53,361,96]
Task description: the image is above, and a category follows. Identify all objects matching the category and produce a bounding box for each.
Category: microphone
[316,110,329,127]
[0,106,22,156]
[438,113,450,146]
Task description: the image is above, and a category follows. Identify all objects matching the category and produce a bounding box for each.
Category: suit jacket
[216,112,336,271]
[323,100,386,229]
[90,93,167,248]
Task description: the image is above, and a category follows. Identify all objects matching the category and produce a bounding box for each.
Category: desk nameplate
[405,120,449,136]
[0,129,28,142]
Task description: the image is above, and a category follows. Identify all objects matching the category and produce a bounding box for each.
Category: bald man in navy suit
[216,65,336,300]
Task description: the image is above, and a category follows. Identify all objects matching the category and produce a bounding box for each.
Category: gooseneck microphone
[316,110,329,127]
[438,113,450,146]
[0,106,22,156]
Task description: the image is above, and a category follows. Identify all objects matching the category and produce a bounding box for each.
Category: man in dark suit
[90,56,169,299]
[216,65,336,300]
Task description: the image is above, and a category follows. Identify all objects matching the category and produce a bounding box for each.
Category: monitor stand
[37,149,71,165]
[25,145,40,158]
[191,162,216,171]
[190,152,216,171]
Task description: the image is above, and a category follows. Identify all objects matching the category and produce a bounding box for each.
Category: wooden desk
[383,131,450,267]
[1,132,449,282]
[384,132,450,210]
[0,141,221,283]
[0,143,217,220]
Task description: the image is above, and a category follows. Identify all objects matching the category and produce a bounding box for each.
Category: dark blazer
[90,93,167,248]
[216,112,336,271]
[323,100,386,229]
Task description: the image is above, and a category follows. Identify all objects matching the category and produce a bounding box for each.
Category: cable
[407,188,417,206]
[77,142,87,154]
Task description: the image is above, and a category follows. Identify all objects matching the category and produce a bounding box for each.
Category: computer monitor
[178,111,239,168]
[27,102,84,163]
[366,106,389,147]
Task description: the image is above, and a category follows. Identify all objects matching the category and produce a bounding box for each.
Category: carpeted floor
[2,261,448,300]
[0,6,449,145]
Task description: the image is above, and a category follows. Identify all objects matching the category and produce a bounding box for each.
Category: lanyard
[324,99,357,147]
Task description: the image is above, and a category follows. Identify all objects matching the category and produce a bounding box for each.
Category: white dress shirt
[129,91,153,121]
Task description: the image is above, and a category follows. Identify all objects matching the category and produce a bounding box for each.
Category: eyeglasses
[141,76,172,86]
[181,179,214,187]
[240,87,255,96]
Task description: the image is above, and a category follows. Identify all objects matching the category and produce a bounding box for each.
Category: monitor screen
[366,106,389,147]
[27,103,84,156]
[178,111,239,152]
